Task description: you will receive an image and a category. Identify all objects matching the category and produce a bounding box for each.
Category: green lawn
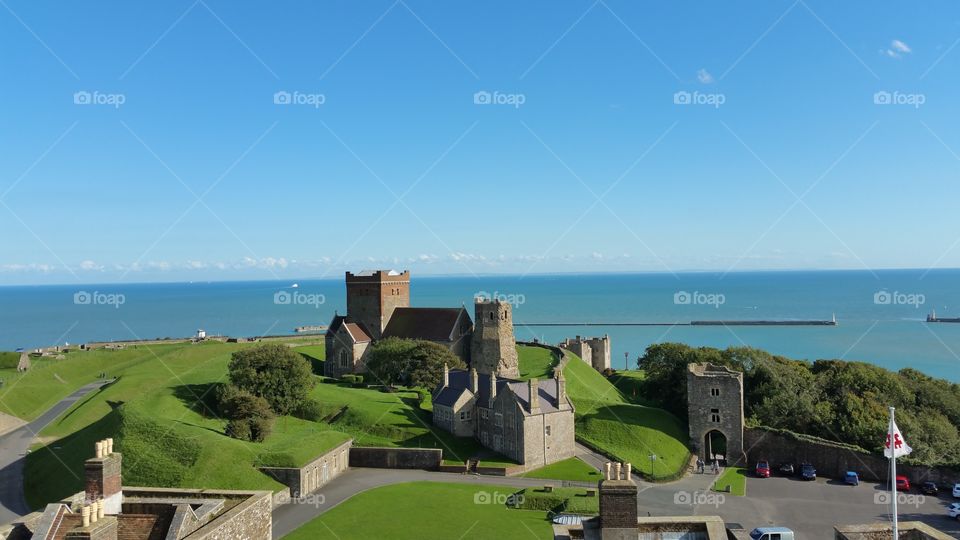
[284,482,553,540]
[713,467,747,496]
[294,345,326,375]
[24,341,351,508]
[0,351,20,369]
[517,485,599,515]
[519,457,602,483]
[519,346,690,481]
[607,370,656,406]
[517,346,557,380]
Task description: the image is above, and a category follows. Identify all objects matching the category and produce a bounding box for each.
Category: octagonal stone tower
[470,298,518,378]
[686,363,744,466]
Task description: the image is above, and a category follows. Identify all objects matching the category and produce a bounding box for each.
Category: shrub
[225,418,252,441]
[293,398,326,422]
[228,344,315,415]
[217,385,273,421]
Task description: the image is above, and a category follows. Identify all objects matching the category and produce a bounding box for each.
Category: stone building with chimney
[432,299,576,468]
[1,438,272,540]
[325,270,473,378]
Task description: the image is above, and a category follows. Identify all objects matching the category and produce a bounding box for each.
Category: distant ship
[291,283,300,288]
[927,310,960,323]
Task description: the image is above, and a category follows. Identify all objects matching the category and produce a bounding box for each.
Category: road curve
[0,380,112,524]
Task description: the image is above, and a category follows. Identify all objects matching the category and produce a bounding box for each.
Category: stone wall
[348,447,442,470]
[687,363,745,465]
[470,299,518,378]
[182,491,272,540]
[745,427,960,485]
[259,439,352,498]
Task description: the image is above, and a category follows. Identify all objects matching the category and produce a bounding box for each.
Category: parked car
[948,503,960,519]
[755,460,771,478]
[750,527,795,540]
[844,471,859,486]
[895,475,910,492]
[777,463,794,476]
[953,483,960,498]
[800,463,816,481]
[921,481,939,496]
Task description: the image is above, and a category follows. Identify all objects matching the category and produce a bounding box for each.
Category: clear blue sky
[1,0,959,284]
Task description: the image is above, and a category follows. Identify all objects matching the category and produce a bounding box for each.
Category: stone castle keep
[558,335,611,372]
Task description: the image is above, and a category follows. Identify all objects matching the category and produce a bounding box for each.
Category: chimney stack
[555,369,566,408]
[85,438,122,515]
[442,363,449,388]
[470,368,478,394]
[528,378,540,413]
[599,462,639,537]
[488,373,497,407]
[604,462,611,480]
[625,462,632,481]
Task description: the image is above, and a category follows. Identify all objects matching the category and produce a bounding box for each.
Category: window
[710,388,720,397]
[339,350,348,368]
[493,434,502,449]
[480,409,488,419]
[710,408,721,423]
[494,412,503,427]
[460,411,471,421]
[545,425,552,436]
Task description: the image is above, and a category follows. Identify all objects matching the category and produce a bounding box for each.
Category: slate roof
[434,369,567,414]
[382,307,471,342]
[327,315,372,343]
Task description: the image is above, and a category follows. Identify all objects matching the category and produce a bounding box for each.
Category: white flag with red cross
[884,420,912,458]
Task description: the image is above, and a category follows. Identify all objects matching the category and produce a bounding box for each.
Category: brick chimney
[85,438,122,515]
[555,369,566,408]
[528,378,540,413]
[599,461,638,539]
[470,368,478,394]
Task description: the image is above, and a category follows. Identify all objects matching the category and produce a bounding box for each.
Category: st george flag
[884,420,913,458]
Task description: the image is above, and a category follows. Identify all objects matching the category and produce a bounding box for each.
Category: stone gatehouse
[686,363,745,465]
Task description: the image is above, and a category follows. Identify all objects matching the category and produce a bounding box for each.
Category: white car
[949,503,960,519]
[953,483,960,498]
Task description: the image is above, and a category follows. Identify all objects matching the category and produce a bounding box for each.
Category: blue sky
[1,0,959,284]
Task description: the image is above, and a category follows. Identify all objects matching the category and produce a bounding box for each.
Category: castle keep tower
[686,363,744,466]
[345,270,410,339]
[470,298,518,378]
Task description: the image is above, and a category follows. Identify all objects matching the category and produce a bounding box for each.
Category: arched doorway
[703,430,728,464]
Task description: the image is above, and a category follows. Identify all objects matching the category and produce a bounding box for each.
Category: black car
[921,481,939,495]
[800,463,816,481]
[778,463,795,476]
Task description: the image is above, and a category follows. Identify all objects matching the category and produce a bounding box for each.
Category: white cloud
[78,260,103,271]
[0,263,55,273]
[697,68,715,84]
[885,39,912,58]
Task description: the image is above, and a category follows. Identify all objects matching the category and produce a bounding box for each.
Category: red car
[755,460,771,478]
[896,475,911,492]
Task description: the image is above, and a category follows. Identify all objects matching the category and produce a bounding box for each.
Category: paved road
[0,380,112,524]
[272,466,960,539]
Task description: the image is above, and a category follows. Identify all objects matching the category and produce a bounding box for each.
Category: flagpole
[890,406,898,538]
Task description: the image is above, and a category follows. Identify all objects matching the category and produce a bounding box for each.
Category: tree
[366,337,465,389]
[216,383,276,442]
[228,343,315,415]
[637,343,726,418]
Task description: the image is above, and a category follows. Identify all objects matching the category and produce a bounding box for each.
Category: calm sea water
[1,269,959,380]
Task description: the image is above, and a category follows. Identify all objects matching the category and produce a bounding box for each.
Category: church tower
[345,270,410,339]
[470,298,519,378]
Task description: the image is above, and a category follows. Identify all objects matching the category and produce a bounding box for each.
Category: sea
[1,269,959,381]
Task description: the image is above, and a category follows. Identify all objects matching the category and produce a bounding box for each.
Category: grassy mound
[0,351,20,369]
[519,457,602,483]
[284,482,551,540]
[516,486,599,514]
[516,345,690,481]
